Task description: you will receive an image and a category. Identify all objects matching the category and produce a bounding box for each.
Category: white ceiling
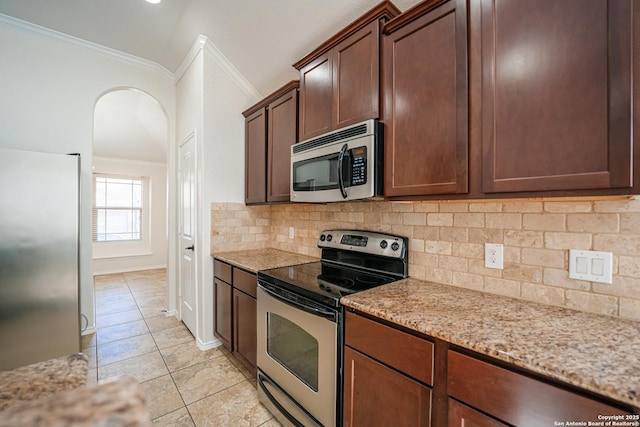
[0,0,423,163]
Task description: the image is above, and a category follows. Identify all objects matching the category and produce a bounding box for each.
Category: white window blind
[92,174,144,242]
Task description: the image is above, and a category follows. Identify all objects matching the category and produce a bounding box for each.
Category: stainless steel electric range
[256,230,409,427]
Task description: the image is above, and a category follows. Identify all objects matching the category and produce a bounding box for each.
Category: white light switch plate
[569,249,612,284]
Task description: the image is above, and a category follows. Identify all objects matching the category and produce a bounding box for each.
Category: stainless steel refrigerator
[0,147,81,371]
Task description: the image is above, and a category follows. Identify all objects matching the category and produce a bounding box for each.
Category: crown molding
[173,35,207,85]
[0,12,173,79]
[203,36,262,102]
[174,35,262,102]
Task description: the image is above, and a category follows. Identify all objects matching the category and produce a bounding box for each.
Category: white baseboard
[92,264,167,275]
[197,336,222,351]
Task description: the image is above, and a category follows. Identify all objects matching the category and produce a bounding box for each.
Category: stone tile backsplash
[211,198,640,321]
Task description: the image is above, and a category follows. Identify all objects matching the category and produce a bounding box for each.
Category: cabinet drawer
[214,259,232,283]
[345,311,433,385]
[447,351,629,426]
[344,346,431,427]
[448,398,507,427]
[233,268,257,298]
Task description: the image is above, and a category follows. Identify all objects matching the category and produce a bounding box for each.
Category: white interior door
[179,134,197,335]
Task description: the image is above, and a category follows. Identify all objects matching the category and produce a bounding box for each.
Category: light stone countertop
[341,278,640,409]
[212,248,318,273]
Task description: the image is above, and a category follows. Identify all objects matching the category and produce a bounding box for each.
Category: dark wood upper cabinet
[334,20,380,130]
[383,0,468,197]
[267,87,298,202]
[244,107,267,204]
[243,81,299,205]
[298,53,333,140]
[294,1,400,141]
[481,0,633,194]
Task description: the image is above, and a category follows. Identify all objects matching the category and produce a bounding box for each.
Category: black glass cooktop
[257,261,398,308]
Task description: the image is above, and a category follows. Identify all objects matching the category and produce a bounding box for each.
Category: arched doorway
[92,87,169,274]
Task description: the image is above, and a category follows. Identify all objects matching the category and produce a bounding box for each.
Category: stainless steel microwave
[290,119,383,203]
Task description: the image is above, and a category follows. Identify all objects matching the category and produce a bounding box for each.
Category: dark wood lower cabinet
[213,278,232,350]
[213,259,257,375]
[447,399,507,427]
[447,351,631,427]
[343,346,432,427]
[345,310,635,427]
[233,288,256,375]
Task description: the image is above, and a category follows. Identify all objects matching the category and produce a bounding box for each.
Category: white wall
[92,157,168,275]
[203,42,260,203]
[0,16,175,334]
[175,43,207,346]
[172,36,259,349]
[200,40,260,347]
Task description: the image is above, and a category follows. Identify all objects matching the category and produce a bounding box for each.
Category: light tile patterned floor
[83,268,280,426]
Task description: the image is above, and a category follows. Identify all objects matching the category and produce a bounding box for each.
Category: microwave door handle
[337,143,348,199]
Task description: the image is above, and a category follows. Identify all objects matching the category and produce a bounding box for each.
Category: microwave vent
[293,123,369,154]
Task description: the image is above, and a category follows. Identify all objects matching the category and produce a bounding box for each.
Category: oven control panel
[318,229,407,259]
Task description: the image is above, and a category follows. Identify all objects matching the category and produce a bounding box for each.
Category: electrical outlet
[289,227,295,239]
[485,243,504,269]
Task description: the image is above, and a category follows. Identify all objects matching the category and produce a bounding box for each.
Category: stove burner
[317,274,355,288]
[355,275,387,287]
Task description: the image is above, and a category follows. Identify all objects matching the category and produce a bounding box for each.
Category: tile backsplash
[211,198,640,321]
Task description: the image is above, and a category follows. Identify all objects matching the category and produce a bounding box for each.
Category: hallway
[83,269,279,426]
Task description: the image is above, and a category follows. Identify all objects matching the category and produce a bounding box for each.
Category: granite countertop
[341,278,640,409]
[213,248,318,273]
[0,377,151,426]
[0,353,88,411]
[0,353,151,426]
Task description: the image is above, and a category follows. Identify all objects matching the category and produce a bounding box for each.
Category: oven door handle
[337,143,348,199]
[257,372,322,427]
[258,283,337,322]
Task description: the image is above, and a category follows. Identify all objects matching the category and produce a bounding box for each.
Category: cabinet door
[334,20,380,130]
[214,278,232,350]
[383,0,468,197]
[245,107,267,204]
[343,346,431,427]
[233,289,257,375]
[481,0,633,193]
[299,52,334,141]
[267,88,297,202]
[448,399,507,427]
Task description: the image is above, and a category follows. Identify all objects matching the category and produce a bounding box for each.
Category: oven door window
[266,313,319,392]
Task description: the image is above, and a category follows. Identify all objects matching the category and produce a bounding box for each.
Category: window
[93,174,145,242]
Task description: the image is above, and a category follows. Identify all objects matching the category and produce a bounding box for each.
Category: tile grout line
[93,270,276,426]
[123,271,196,426]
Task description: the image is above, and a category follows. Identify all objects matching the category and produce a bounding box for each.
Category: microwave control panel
[350,147,367,186]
